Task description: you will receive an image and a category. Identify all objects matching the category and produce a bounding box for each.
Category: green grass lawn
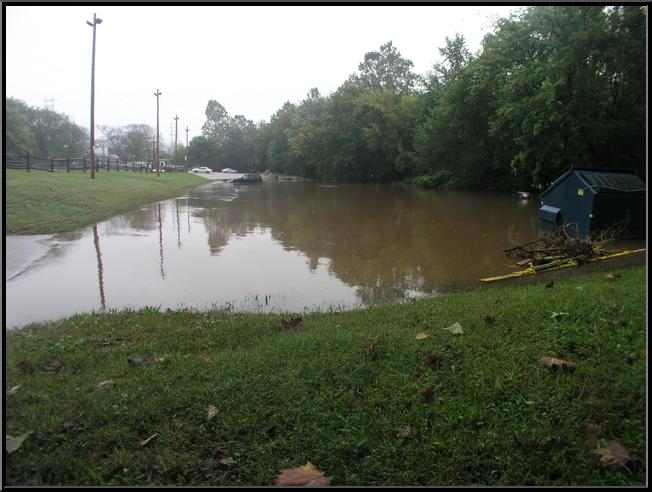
[4,170,208,234]
[5,266,646,486]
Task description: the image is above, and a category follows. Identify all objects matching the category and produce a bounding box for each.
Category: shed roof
[576,170,645,192]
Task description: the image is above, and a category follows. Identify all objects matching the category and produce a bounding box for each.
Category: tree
[355,41,422,96]
[98,124,153,162]
[201,100,231,142]
[5,98,37,155]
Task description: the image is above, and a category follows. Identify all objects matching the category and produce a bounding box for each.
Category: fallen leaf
[207,405,218,421]
[6,385,21,396]
[545,281,555,288]
[274,462,332,486]
[365,339,379,356]
[197,354,215,364]
[425,354,441,368]
[5,432,32,454]
[280,317,303,331]
[62,419,80,431]
[606,272,622,281]
[97,379,115,389]
[442,322,463,335]
[550,312,569,321]
[155,357,171,365]
[16,359,33,374]
[128,357,154,366]
[422,387,440,405]
[584,423,603,447]
[495,376,504,389]
[140,433,158,447]
[593,440,631,467]
[538,356,576,372]
[394,425,411,438]
[415,332,429,340]
[41,359,62,373]
[216,456,236,469]
[484,315,495,326]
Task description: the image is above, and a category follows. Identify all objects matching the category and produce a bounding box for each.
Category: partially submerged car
[232,173,262,184]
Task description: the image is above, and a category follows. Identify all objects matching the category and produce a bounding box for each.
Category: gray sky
[5,5,520,146]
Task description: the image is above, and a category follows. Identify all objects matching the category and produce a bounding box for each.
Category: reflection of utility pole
[176,200,181,249]
[173,115,179,167]
[154,89,162,176]
[185,126,189,166]
[158,203,166,279]
[93,224,106,310]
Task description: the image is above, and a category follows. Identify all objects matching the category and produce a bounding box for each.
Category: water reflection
[92,224,106,310]
[6,181,547,329]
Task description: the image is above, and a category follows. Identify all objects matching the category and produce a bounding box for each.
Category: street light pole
[86,13,102,180]
[154,89,162,176]
[185,126,189,167]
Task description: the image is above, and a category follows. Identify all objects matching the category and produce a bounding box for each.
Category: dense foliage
[5,98,88,158]
[204,6,644,191]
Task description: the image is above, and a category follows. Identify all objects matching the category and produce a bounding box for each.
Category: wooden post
[51,158,54,172]
[66,157,70,172]
[83,157,87,172]
[26,153,30,172]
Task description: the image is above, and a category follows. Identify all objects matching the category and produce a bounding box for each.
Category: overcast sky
[5,5,521,146]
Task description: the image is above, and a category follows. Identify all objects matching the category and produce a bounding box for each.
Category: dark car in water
[232,173,262,184]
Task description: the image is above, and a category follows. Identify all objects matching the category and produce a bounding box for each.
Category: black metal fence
[5,153,187,174]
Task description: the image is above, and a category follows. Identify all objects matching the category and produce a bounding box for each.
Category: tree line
[6,6,645,190]
[191,5,645,190]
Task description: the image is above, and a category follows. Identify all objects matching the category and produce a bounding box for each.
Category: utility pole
[86,13,102,180]
[173,115,179,167]
[154,89,162,176]
[151,137,156,171]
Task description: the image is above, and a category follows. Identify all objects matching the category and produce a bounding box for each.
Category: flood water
[5,180,542,329]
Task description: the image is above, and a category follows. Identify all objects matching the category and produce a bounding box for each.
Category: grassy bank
[4,170,208,235]
[5,266,646,486]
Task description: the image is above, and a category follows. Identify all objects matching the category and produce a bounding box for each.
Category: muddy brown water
[7,180,640,329]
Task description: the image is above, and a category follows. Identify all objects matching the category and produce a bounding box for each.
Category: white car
[221,168,237,173]
[192,166,212,174]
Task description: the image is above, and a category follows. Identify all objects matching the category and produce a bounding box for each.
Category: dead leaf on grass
[545,281,555,288]
[62,419,80,431]
[128,357,154,366]
[41,359,62,374]
[274,462,332,486]
[593,440,631,467]
[97,379,115,389]
[280,317,303,331]
[207,405,218,421]
[5,432,32,454]
[216,456,236,469]
[422,387,440,405]
[415,332,429,340]
[394,425,411,438]
[442,322,463,335]
[495,377,504,389]
[538,356,576,372]
[584,423,603,447]
[365,339,380,356]
[484,315,496,326]
[140,433,158,447]
[197,354,215,364]
[606,272,622,281]
[550,312,569,321]
[16,359,33,375]
[6,385,21,396]
[425,354,441,368]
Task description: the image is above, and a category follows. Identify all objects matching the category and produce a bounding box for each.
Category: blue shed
[538,168,646,240]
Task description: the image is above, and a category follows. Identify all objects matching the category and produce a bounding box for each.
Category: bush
[412,170,456,189]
